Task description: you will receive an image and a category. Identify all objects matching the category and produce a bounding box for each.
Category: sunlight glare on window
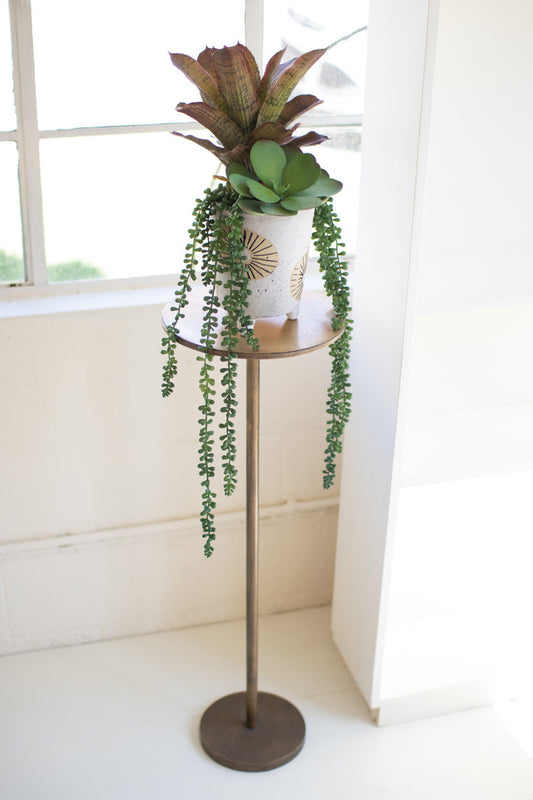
[264,0,368,117]
[31,0,245,129]
[40,132,216,281]
[0,0,16,130]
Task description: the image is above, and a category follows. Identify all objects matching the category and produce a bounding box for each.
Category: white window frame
[331,0,440,719]
[2,0,364,299]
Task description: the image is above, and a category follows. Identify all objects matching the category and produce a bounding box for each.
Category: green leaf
[281,195,323,211]
[246,179,280,203]
[301,173,343,197]
[228,172,253,196]
[226,162,252,178]
[281,151,321,193]
[250,140,286,187]
[238,197,264,214]
[259,203,297,216]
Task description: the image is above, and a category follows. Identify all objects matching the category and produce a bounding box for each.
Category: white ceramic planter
[222,208,314,320]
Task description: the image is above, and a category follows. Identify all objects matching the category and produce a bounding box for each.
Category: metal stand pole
[246,358,259,729]
[199,356,305,771]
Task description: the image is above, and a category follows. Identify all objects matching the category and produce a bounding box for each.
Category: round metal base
[199,691,305,772]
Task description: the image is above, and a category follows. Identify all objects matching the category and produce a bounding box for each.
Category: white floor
[1,606,532,799]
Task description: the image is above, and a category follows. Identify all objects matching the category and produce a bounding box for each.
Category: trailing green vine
[161,183,257,557]
[162,187,352,557]
[312,199,353,489]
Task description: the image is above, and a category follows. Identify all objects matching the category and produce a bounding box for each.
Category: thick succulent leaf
[288,130,329,149]
[281,195,323,211]
[246,179,280,203]
[256,48,286,104]
[170,52,226,110]
[238,197,264,214]
[281,151,321,193]
[213,45,260,133]
[260,203,297,216]
[299,173,343,197]
[175,102,244,148]
[228,173,253,196]
[226,161,252,178]
[250,140,286,187]
[257,48,327,125]
[278,94,323,126]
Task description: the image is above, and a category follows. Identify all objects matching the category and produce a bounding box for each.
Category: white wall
[0,294,339,654]
[380,0,533,722]
[334,0,533,723]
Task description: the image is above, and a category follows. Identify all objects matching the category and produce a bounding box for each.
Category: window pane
[32,0,245,129]
[264,0,368,116]
[40,132,216,281]
[0,142,24,283]
[0,0,16,130]
[305,126,362,258]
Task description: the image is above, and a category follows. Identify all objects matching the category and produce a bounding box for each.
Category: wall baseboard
[0,498,339,656]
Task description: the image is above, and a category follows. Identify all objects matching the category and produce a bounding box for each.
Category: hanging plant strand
[161,184,258,557]
[312,199,353,489]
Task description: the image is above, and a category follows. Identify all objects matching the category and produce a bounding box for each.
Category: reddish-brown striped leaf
[213,45,259,134]
[236,43,261,88]
[257,48,327,125]
[197,47,218,81]
[171,131,227,160]
[175,102,245,148]
[256,48,286,104]
[170,52,226,110]
[249,121,298,144]
[287,130,329,149]
[278,94,323,126]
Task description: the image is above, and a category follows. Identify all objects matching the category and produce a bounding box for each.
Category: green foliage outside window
[0,250,105,283]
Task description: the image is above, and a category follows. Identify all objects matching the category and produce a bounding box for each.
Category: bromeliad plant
[161,43,353,557]
[169,43,328,168]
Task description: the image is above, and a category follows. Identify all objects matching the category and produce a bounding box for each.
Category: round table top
[162,287,343,360]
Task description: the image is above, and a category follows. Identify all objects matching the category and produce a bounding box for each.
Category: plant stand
[162,288,343,772]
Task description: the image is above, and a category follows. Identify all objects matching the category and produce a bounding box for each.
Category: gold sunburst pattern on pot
[242,229,279,280]
[290,252,309,300]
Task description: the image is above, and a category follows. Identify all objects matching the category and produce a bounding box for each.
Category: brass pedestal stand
[162,289,342,772]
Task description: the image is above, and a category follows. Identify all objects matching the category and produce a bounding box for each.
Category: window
[1,0,367,289]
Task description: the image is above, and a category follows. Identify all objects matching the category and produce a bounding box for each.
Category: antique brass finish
[161,287,343,360]
[246,358,259,730]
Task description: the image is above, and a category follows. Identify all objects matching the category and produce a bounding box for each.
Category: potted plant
[161,43,353,557]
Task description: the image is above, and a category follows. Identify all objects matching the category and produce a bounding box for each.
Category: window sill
[0,267,339,320]
[0,276,178,319]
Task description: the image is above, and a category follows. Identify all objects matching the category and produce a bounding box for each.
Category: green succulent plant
[170,43,328,168]
[226,140,342,216]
